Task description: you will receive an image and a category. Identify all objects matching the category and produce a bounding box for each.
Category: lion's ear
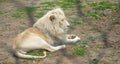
[49,15,55,22]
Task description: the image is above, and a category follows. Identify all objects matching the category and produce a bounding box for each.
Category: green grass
[88,1,118,10]
[12,7,38,19]
[11,0,75,19]
[40,2,56,6]
[40,0,74,9]
[41,6,52,10]
[86,1,118,19]
[0,11,8,15]
[112,21,120,25]
[12,8,26,18]
[82,40,88,46]
[73,46,86,56]
[27,50,44,56]
[73,40,89,56]
[25,6,38,13]
[0,11,4,15]
[89,27,98,31]
[72,19,86,25]
[87,11,101,19]
[35,12,45,18]
[97,34,104,40]
[87,36,96,41]
[0,0,8,2]
[97,45,104,49]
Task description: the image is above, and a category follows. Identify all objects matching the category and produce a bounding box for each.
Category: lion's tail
[15,51,47,59]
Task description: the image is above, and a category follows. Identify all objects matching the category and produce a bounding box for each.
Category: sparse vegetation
[73,46,86,56]
[82,40,88,46]
[87,11,101,19]
[88,1,118,10]
[85,0,118,19]
[35,12,45,18]
[90,59,99,64]
[71,19,86,25]
[97,34,104,40]
[25,6,38,13]
[12,8,26,18]
[0,11,7,15]
[73,41,88,56]
[89,27,98,31]
[112,21,120,25]
[0,0,8,2]
[27,50,44,56]
[40,0,74,9]
[88,36,96,41]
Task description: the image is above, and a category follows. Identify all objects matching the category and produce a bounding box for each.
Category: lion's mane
[33,8,69,41]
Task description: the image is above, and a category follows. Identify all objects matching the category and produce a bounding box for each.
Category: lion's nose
[67,23,70,27]
[67,25,70,27]
[66,21,70,26]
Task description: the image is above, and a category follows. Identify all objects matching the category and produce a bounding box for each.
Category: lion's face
[48,8,70,32]
[34,8,71,40]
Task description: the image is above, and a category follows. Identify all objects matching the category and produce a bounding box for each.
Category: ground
[0,0,120,64]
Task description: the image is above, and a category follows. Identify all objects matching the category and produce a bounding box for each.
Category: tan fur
[13,27,48,49]
[12,8,80,59]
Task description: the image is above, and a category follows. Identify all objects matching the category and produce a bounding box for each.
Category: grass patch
[12,8,26,18]
[112,21,120,25]
[41,6,52,10]
[87,11,101,19]
[0,0,8,2]
[72,19,86,25]
[86,1,118,19]
[88,1,118,10]
[0,11,8,15]
[59,0,74,9]
[97,34,104,40]
[35,12,45,18]
[73,46,86,56]
[40,0,74,9]
[12,7,38,18]
[89,27,98,31]
[87,36,96,41]
[73,41,88,57]
[82,40,88,46]
[27,50,44,56]
[40,2,56,6]
[25,6,38,13]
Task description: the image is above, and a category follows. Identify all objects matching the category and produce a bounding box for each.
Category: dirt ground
[0,0,120,64]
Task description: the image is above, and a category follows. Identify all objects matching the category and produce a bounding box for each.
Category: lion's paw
[67,34,81,43]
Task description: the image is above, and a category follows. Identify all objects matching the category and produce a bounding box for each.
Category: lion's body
[12,8,80,59]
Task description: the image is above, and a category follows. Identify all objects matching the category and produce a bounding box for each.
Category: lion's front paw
[68,34,76,39]
[67,34,81,43]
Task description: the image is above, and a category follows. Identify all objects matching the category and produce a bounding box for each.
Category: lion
[12,8,80,59]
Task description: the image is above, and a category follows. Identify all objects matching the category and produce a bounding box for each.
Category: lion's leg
[19,37,66,53]
[45,44,66,52]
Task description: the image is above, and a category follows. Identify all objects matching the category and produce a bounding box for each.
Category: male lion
[12,8,80,59]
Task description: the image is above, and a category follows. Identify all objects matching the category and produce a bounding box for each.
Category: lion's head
[33,8,70,40]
